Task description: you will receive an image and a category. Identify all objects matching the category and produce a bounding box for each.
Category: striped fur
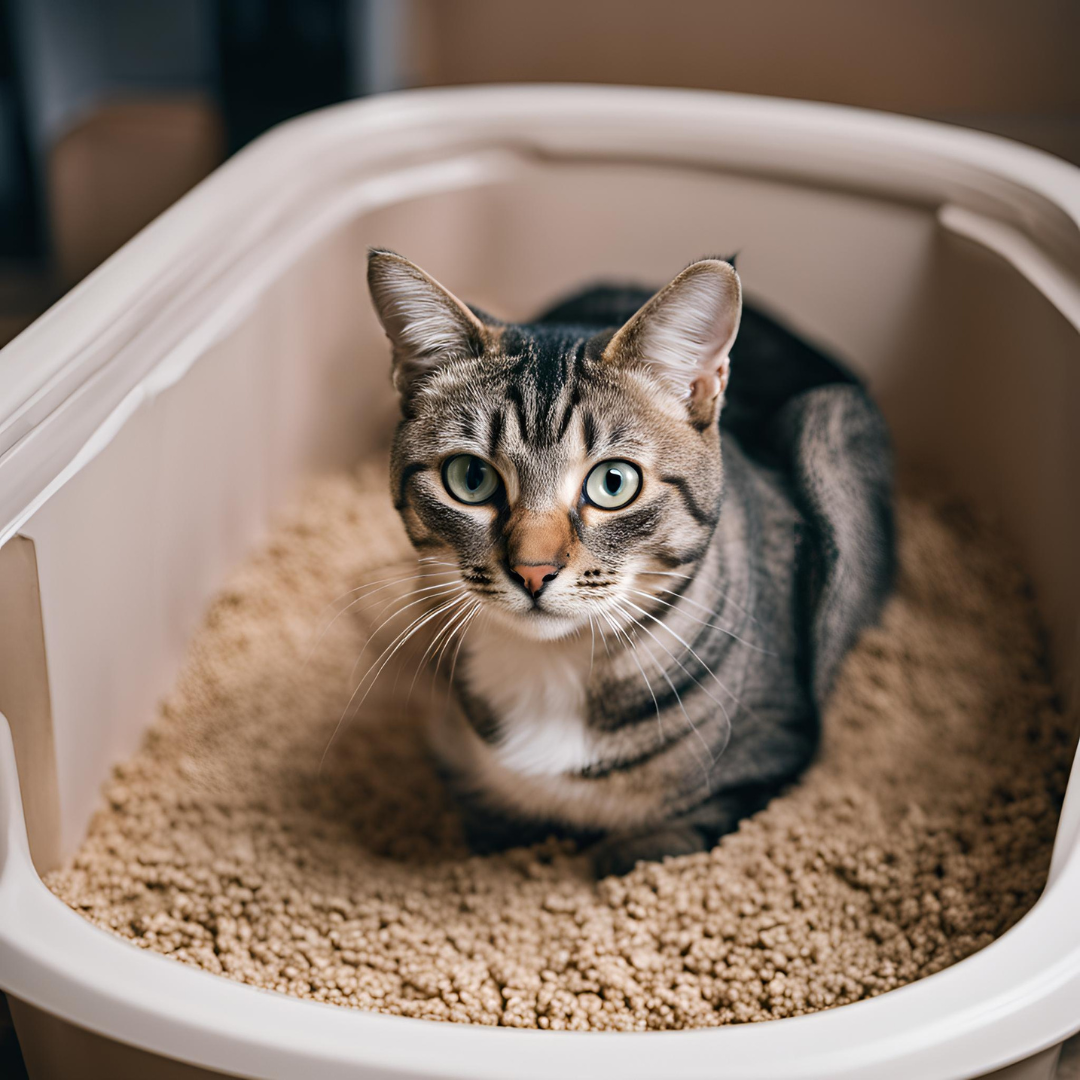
[367,250,894,876]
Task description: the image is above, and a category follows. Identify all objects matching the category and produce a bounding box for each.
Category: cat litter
[44,460,1071,1032]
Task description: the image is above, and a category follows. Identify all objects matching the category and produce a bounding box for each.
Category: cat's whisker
[437,600,481,674]
[319,589,469,774]
[347,582,465,688]
[442,603,486,713]
[361,575,465,622]
[603,600,713,782]
[637,569,763,629]
[610,599,736,746]
[635,597,763,731]
[344,589,465,721]
[359,591,469,695]
[310,568,443,628]
[619,597,744,712]
[593,612,613,658]
[637,567,744,602]
[610,601,722,783]
[627,589,774,655]
[301,568,459,671]
[362,585,464,641]
[627,623,714,789]
[426,598,475,674]
[661,584,763,632]
[594,604,666,746]
[653,670,714,790]
[340,589,468,727]
[411,596,480,702]
[434,600,482,683]
[322,566,457,617]
[398,593,474,700]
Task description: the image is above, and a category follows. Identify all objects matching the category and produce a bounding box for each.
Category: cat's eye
[583,460,642,510]
[442,454,502,505]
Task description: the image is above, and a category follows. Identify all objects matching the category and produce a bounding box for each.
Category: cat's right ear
[366,249,490,404]
[603,259,741,426]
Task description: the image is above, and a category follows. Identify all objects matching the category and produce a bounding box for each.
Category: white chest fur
[462,624,595,777]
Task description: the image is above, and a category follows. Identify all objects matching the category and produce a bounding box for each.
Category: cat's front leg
[590,824,709,878]
[589,786,776,877]
[457,801,559,855]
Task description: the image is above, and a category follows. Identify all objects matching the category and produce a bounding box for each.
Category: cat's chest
[461,629,595,777]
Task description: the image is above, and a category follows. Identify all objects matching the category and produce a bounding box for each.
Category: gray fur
[366,251,894,876]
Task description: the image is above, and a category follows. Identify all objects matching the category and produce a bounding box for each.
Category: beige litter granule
[46,460,1075,1030]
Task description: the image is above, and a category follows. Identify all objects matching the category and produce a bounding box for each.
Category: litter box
[1,86,1079,1080]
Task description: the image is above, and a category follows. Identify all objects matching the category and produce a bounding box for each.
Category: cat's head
[367,250,741,641]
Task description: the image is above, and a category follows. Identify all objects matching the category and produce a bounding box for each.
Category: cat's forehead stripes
[419,328,654,467]
[495,325,592,449]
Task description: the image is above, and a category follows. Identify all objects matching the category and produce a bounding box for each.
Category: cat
[365,248,894,877]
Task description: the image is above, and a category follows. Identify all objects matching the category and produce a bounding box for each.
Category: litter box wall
[0,87,1078,1080]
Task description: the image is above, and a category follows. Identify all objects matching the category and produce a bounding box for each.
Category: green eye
[443,455,501,504]
[584,460,642,510]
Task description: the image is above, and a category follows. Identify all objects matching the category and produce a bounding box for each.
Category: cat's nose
[510,564,560,599]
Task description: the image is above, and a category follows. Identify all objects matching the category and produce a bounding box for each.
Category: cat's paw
[459,806,558,857]
[591,825,708,878]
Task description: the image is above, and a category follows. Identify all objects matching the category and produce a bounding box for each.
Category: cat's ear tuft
[603,259,742,419]
[366,249,489,403]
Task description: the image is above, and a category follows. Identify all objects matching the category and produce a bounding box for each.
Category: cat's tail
[771,383,896,709]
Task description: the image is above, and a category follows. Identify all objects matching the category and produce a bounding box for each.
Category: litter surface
[46,460,1073,1030]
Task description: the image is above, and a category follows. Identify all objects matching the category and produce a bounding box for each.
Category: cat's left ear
[367,248,492,407]
[603,259,741,423]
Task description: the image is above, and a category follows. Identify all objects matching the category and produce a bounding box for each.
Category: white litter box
[0,86,1078,1080]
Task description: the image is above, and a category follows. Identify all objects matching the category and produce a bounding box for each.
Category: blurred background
[0,0,1078,354]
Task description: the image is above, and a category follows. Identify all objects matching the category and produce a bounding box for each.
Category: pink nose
[511,564,560,599]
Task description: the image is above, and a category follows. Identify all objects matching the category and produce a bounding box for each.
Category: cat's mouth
[496,609,585,641]
[461,569,626,643]
[467,580,592,641]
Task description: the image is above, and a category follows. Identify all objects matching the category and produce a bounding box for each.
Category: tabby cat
[365,249,893,876]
